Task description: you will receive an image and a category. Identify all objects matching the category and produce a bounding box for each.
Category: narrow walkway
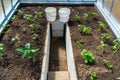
[49,37,67,71]
[48,37,69,80]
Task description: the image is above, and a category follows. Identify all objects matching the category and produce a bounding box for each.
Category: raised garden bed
[0,6,47,80]
[69,5,120,80]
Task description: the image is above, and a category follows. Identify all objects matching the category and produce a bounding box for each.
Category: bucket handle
[47,12,56,17]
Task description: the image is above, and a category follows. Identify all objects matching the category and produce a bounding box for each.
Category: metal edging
[0,0,20,27]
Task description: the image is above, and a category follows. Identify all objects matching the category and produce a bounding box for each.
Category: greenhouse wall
[0,0,19,27]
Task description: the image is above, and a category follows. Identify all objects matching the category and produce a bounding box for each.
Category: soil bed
[0,6,47,80]
[69,5,120,80]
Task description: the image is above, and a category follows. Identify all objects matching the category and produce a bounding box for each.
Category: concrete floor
[48,37,69,80]
[49,37,68,71]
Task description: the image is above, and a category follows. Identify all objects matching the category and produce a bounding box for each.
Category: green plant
[96,41,107,53]
[116,77,120,80]
[78,24,92,34]
[76,39,84,48]
[83,26,91,34]
[0,43,4,56]
[11,15,17,21]
[112,38,120,53]
[83,13,89,21]
[81,49,95,64]
[16,43,39,61]
[17,9,23,16]
[98,21,106,31]
[89,72,97,80]
[29,23,40,29]
[101,33,112,41]
[23,14,32,20]
[73,14,80,20]
[92,12,99,17]
[78,24,84,32]
[11,34,21,46]
[32,33,38,40]
[22,27,27,32]
[34,11,42,18]
[103,59,113,70]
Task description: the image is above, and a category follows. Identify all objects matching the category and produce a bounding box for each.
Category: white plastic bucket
[58,8,70,23]
[45,7,56,22]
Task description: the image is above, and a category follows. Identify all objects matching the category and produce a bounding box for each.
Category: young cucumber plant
[92,12,99,17]
[78,24,92,34]
[0,43,4,56]
[81,49,95,64]
[11,34,21,46]
[16,43,39,61]
[23,14,32,20]
[29,23,40,29]
[101,33,112,41]
[96,41,107,53]
[34,11,42,18]
[76,39,84,48]
[73,14,80,21]
[32,33,38,40]
[103,59,113,70]
[112,38,120,53]
[17,9,23,16]
[98,21,106,31]
[89,72,97,80]
[82,13,89,21]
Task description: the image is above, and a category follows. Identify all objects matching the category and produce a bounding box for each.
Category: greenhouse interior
[0,0,120,80]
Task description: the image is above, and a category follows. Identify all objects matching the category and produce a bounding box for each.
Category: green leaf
[21,52,27,59]
[16,47,24,52]
[29,52,35,60]
[31,47,39,52]
[25,43,30,48]
[116,77,120,80]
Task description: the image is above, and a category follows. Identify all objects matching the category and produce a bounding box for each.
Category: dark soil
[69,6,120,80]
[0,6,47,80]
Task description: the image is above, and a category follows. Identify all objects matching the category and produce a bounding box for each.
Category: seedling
[101,33,112,41]
[82,26,92,34]
[82,13,89,21]
[11,34,21,46]
[76,39,84,48]
[17,9,23,16]
[11,15,17,22]
[16,43,39,61]
[81,49,95,64]
[92,12,99,17]
[112,38,120,53]
[32,33,38,40]
[0,43,4,56]
[78,24,92,34]
[89,72,97,80]
[22,27,27,32]
[116,77,120,80]
[29,23,40,29]
[98,21,106,31]
[34,11,42,18]
[96,41,107,53]
[73,14,80,20]
[23,14,32,20]
[78,24,84,32]
[103,59,113,70]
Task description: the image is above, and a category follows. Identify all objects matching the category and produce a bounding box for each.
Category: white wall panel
[0,1,5,24]
[3,0,12,15]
